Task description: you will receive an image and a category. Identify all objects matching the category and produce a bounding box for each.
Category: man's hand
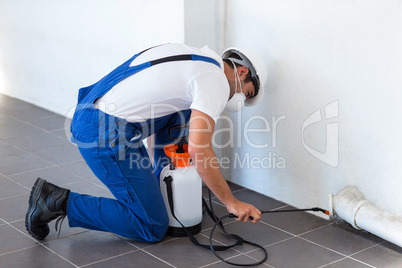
[226,200,262,224]
[188,109,261,225]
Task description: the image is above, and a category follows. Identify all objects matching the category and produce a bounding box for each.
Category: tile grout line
[0,142,58,171]
[1,165,57,179]
[198,232,245,255]
[79,249,140,268]
[299,229,384,267]
[243,252,275,268]
[346,241,385,268]
[258,220,297,237]
[8,114,56,134]
[317,256,376,268]
[0,192,28,202]
[298,236,348,257]
[0,172,34,191]
[207,187,246,201]
[347,256,377,268]
[0,244,40,258]
[139,237,181,251]
[348,240,385,257]
[139,248,178,268]
[296,221,333,237]
[8,111,74,143]
[2,122,81,169]
[0,217,80,268]
[198,252,264,268]
[316,257,348,268]
[243,236,295,254]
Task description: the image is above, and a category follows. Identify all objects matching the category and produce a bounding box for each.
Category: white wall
[224,0,402,217]
[0,0,184,117]
[184,0,227,53]
[2,0,402,218]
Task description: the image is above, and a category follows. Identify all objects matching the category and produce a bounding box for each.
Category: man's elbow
[188,144,209,159]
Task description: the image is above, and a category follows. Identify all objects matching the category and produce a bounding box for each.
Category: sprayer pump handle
[168,124,189,143]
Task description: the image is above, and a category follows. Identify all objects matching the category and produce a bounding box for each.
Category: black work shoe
[25,178,70,240]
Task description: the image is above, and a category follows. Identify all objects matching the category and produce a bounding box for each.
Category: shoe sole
[25,178,47,240]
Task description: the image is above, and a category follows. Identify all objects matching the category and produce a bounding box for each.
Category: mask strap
[229,59,242,94]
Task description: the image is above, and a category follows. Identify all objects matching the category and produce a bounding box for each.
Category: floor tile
[51,127,73,140]
[249,237,343,268]
[232,188,287,211]
[0,138,54,176]
[9,165,84,189]
[0,139,25,158]
[202,182,245,199]
[0,114,48,140]
[204,253,271,267]
[202,220,293,253]
[144,234,238,268]
[2,94,402,268]
[27,113,69,132]
[0,151,53,176]
[0,224,39,255]
[323,257,372,268]
[31,143,81,165]
[201,200,237,230]
[0,175,29,199]
[352,241,402,268]
[7,131,70,152]
[0,244,76,267]
[301,222,383,255]
[87,177,108,188]
[7,132,82,165]
[44,231,137,267]
[0,193,30,222]
[1,99,56,122]
[83,249,173,268]
[0,94,32,115]
[261,205,330,235]
[12,218,89,243]
[118,230,178,250]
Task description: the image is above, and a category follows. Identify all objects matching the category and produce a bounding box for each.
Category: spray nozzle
[260,207,330,215]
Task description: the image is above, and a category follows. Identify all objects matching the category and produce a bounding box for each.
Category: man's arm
[188,109,261,223]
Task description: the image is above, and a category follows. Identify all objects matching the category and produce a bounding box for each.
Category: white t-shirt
[94,43,229,123]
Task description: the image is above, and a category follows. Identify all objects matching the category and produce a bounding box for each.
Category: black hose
[206,190,329,266]
[209,214,268,266]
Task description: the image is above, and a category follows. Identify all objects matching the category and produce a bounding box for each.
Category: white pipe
[329,185,402,248]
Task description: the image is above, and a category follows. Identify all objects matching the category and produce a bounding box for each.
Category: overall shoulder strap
[150,54,221,68]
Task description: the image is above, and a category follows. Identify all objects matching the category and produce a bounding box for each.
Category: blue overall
[68,48,220,242]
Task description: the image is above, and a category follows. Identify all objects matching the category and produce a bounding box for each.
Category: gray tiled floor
[1,93,402,267]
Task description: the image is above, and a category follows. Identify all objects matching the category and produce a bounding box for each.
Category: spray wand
[229,207,330,219]
[206,191,330,266]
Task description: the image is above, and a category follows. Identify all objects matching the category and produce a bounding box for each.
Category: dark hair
[223,54,253,84]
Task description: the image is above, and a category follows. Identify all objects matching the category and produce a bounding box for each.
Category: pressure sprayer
[160,125,203,237]
[160,125,330,266]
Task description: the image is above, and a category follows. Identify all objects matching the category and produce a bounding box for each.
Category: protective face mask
[225,62,246,113]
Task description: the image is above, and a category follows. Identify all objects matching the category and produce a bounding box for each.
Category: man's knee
[123,212,169,242]
[150,221,169,242]
[125,221,168,242]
